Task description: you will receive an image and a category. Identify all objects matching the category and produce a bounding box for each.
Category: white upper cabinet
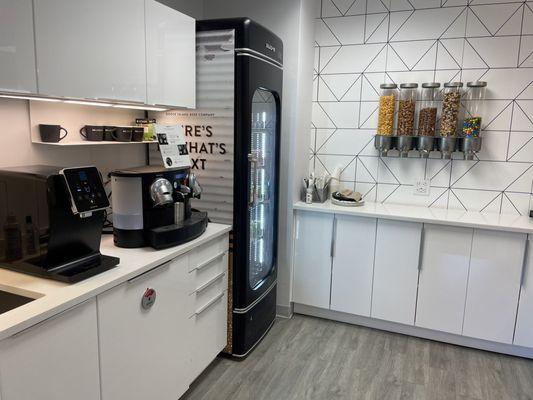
[33,0,147,102]
[330,215,376,317]
[0,300,100,400]
[515,236,533,348]
[463,229,526,344]
[145,0,196,108]
[0,0,37,93]
[292,211,334,309]
[372,219,422,325]
[416,224,473,335]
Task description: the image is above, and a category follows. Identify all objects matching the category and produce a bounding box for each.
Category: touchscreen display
[61,167,109,213]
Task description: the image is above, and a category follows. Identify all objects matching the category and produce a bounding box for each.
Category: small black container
[80,125,104,141]
[39,124,68,143]
[132,127,144,142]
[103,126,116,141]
[113,127,133,142]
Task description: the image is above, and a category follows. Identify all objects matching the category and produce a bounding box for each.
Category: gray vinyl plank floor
[182,315,533,400]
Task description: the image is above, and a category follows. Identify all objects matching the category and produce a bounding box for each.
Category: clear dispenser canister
[462,81,487,138]
[377,83,397,136]
[397,83,418,136]
[440,82,463,137]
[418,82,440,136]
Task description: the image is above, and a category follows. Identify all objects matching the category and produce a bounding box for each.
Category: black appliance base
[231,282,277,357]
[147,211,209,250]
[1,254,120,283]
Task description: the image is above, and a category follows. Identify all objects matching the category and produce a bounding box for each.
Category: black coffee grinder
[110,166,208,249]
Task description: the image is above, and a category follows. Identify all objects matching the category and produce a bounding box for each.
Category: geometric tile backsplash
[311,0,533,215]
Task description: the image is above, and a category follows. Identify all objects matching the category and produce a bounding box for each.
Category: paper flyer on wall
[155,124,190,169]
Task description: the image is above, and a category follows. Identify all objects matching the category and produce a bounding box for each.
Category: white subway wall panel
[292,211,333,309]
[372,219,422,325]
[463,229,526,344]
[416,224,473,335]
[330,215,376,317]
[145,0,195,107]
[0,0,37,93]
[34,0,147,102]
[514,237,533,348]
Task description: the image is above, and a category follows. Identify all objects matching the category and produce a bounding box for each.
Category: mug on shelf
[39,124,68,143]
[80,125,104,141]
[103,126,116,141]
[113,126,133,142]
[132,127,145,142]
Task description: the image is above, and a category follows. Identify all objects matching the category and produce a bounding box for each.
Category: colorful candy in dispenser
[462,81,487,138]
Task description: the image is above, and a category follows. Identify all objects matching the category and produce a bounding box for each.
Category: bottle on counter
[440,82,463,137]
[462,81,487,138]
[376,83,397,136]
[397,83,418,136]
[418,82,440,136]
[4,215,22,262]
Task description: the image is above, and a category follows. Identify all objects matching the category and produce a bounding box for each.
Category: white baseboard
[293,303,533,359]
[276,304,293,319]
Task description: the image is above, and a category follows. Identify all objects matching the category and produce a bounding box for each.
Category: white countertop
[0,223,231,341]
[294,201,533,235]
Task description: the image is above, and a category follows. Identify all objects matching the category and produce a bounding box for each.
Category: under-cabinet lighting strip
[0,94,168,111]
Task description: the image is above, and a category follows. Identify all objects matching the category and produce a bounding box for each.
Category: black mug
[39,124,68,143]
[80,125,104,141]
[113,127,133,142]
[132,127,144,142]
[103,126,116,141]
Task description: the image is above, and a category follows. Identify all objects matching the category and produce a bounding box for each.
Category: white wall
[203,0,318,313]
[312,0,533,216]
[156,0,204,19]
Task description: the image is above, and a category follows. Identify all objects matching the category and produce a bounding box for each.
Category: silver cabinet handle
[191,251,226,272]
[521,234,530,288]
[128,260,172,284]
[191,292,225,317]
[94,97,145,104]
[192,271,226,294]
[418,224,425,271]
[330,217,337,258]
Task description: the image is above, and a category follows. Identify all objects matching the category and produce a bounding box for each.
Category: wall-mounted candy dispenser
[438,82,463,159]
[397,83,418,157]
[374,83,397,156]
[460,81,486,160]
[417,82,440,158]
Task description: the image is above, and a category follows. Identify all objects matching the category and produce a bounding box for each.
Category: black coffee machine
[110,166,208,249]
[0,165,119,282]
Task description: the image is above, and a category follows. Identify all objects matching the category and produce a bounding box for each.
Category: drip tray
[0,290,35,316]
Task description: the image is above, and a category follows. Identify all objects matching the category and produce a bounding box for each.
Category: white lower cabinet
[416,224,473,334]
[330,215,376,316]
[293,211,334,308]
[97,256,192,400]
[371,219,422,325]
[463,229,527,344]
[0,299,100,400]
[515,236,533,347]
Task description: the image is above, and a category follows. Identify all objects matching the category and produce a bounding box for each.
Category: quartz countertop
[0,223,231,341]
[294,201,533,235]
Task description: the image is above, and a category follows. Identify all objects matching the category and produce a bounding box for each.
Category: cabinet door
[145,0,195,108]
[97,256,192,400]
[330,215,376,316]
[372,219,422,325]
[0,299,100,400]
[463,229,526,344]
[0,0,37,93]
[292,211,334,308]
[515,236,533,347]
[34,0,146,102]
[416,224,473,334]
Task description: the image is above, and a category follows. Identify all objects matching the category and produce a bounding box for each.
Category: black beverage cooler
[197,18,283,357]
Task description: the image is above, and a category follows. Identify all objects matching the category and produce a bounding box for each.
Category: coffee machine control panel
[60,167,109,214]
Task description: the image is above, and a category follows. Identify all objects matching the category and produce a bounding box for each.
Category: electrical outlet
[414,178,430,196]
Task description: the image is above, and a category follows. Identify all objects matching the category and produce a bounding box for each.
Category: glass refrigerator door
[248,89,277,290]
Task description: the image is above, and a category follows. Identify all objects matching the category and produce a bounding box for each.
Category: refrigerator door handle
[248,153,258,207]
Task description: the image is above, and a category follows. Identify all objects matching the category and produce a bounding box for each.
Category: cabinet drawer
[190,265,228,314]
[189,290,227,381]
[189,235,228,272]
[190,250,228,288]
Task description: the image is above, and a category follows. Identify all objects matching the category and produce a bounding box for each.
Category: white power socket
[414,178,430,196]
